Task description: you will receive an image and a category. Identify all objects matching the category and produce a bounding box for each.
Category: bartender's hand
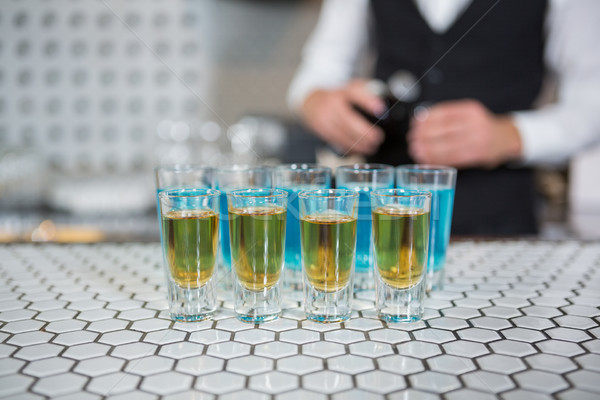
[300,79,386,155]
[407,99,523,168]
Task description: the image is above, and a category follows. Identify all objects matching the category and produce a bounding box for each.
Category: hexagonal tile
[378,355,424,375]
[98,330,142,346]
[388,389,440,400]
[328,354,374,374]
[512,316,555,330]
[556,389,599,400]
[332,389,384,400]
[221,390,268,400]
[303,371,353,394]
[195,372,245,395]
[442,307,482,319]
[583,340,600,353]
[216,318,255,332]
[0,374,34,397]
[536,340,585,357]
[476,354,526,374]
[470,316,512,330]
[0,358,25,375]
[189,330,231,345]
[74,356,125,377]
[53,330,98,346]
[14,343,64,361]
[249,371,298,394]
[0,309,37,323]
[131,318,172,332]
[489,340,536,357]
[259,318,298,332]
[227,355,273,376]
[367,328,410,344]
[45,319,86,333]
[521,306,562,318]
[8,331,54,346]
[462,370,515,393]
[356,370,406,393]
[412,328,456,344]
[546,327,591,343]
[118,308,157,321]
[22,357,75,378]
[454,298,492,309]
[525,354,577,374]
[76,309,117,322]
[125,355,174,376]
[445,389,498,400]
[32,372,87,397]
[302,341,345,359]
[427,355,476,375]
[87,319,129,333]
[427,317,469,331]
[86,372,141,396]
[141,371,193,395]
[234,329,276,345]
[301,320,342,332]
[514,370,569,394]
[106,299,145,312]
[457,328,501,343]
[343,318,383,332]
[492,297,531,308]
[255,342,298,359]
[159,342,204,359]
[409,371,461,393]
[566,370,600,393]
[349,341,393,358]
[277,355,322,375]
[176,355,224,375]
[396,341,441,359]
[67,299,107,312]
[206,341,250,360]
[321,329,363,344]
[28,300,67,312]
[2,319,45,334]
[561,305,600,318]
[443,340,488,358]
[36,309,77,322]
[501,328,546,343]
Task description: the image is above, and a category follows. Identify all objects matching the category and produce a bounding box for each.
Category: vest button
[427,68,444,84]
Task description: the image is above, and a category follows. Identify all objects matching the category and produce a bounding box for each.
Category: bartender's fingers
[345,80,387,117]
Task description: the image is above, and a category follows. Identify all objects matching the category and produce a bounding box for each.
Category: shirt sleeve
[513,0,600,166]
[286,0,371,112]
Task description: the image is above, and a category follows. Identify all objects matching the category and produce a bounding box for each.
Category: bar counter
[1,240,599,399]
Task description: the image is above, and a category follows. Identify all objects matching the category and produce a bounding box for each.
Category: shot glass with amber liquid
[371,189,431,322]
[159,188,220,321]
[299,189,359,322]
[228,189,288,323]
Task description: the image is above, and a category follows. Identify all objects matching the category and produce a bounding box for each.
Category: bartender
[287,0,600,235]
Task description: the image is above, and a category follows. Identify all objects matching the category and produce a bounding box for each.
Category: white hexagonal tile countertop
[1,241,599,399]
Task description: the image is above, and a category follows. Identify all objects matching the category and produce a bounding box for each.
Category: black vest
[368,0,547,235]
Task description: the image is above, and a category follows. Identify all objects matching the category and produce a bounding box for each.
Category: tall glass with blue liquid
[274,164,331,290]
[396,165,457,291]
[336,164,394,290]
[213,166,273,289]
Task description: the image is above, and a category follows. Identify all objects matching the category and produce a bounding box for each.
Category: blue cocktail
[396,165,457,291]
[336,164,394,290]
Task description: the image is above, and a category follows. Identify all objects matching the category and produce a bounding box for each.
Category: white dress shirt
[287,0,600,166]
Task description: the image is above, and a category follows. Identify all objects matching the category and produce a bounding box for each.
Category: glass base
[427,268,445,292]
[304,276,353,323]
[234,280,281,324]
[376,273,425,323]
[354,267,375,291]
[168,280,217,322]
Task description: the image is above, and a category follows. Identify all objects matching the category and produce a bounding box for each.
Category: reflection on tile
[388,388,440,400]
[254,342,298,359]
[0,374,34,397]
[350,341,393,358]
[31,372,87,397]
[514,370,569,394]
[227,355,273,376]
[176,355,224,375]
[356,370,406,393]
[501,328,546,343]
[249,371,299,394]
[526,354,577,374]
[277,355,322,375]
[23,357,75,378]
[302,342,345,359]
[74,356,124,377]
[470,316,512,330]
[409,371,461,393]
[368,329,410,344]
[279,329,319,345]
[141,371,193,395]
[189,329,231,345]
[545,327,591,343]
[477,354,526,374]
[512,316,555,330]
[566,370,600,393]
[378,355,424,375]
[462,370,515,393]
[124,355,174,376]
[427,355,476,375]
[159,342,204,359]
[445,389,498,400]
[412,328,456,344]
[443,340,488,358]
[575,354,600,372]
[14,343,64,361]
[303,371,353,394]
[397,341,442,359]
[111,342,157,360]
[276,389,327,400]
[206,342,250,360]
[489,340,536,357]
[324,329,365,344]
[220,390,268,400]
[536,340,585,357]
[332,389,385,400]
[328,354,374,374]
[195,372,245,395]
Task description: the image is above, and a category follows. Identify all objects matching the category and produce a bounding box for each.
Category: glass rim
[396,164,457,174]
[154,164,213,173]
[227,188,288,199]
[159,188,220,199]
[274,163,331,173]
[216,164,272,174]
[371,188,432,198]
[336,163,394,172]
[298,188,359,199]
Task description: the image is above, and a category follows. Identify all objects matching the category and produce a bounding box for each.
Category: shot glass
[396,165,456,291]
[336,164,394,290]
[228,188,287,323]
[274,164,332,290]
[214,166,273,285]
[299,189,358,322]
[159,188,220,321]
[371,189,431,322]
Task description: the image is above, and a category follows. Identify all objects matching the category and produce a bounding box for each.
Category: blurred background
[0,0,598,243]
